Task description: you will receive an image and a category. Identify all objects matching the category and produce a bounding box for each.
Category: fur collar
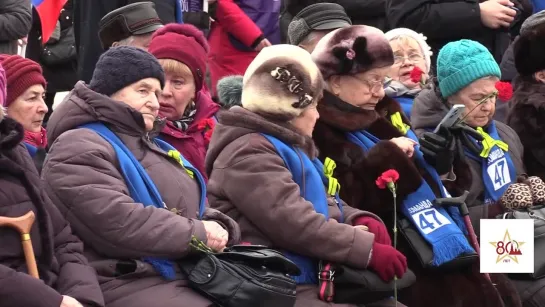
[318,90,410,136]
[0,118,24,151]
[512,78,545,110]
[218,107,318,158]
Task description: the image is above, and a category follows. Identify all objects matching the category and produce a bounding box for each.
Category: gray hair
[299,31,324,48]
[116,36,135,46]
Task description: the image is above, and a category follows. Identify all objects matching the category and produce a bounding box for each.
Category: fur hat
[384,28,433,73]
[514,10,545,76]
[311,25,394,79]
[242,44,323,120]
[217,76,243,109]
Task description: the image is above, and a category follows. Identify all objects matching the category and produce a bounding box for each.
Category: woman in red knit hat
[148,23,219,179]
[0,55,47,158]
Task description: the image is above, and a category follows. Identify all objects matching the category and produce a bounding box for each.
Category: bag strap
[318,261,335,302]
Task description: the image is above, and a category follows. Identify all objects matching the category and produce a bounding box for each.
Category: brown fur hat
[514,10,545,76]
[242,44,324,120]
[311,25,394,79]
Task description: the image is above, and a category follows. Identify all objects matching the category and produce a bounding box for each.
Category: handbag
[41,27,77,66]
[398,217,478,270]
[317,261,416,304]
[498,207,545,280]
[179,245,300,307]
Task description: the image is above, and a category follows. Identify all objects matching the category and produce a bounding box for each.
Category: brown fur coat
[313,90,521,307]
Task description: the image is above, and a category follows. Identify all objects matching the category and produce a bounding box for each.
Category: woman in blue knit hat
[411,39,542,306]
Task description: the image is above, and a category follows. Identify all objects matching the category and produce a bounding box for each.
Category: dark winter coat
[42,82,240,307]
[0,0,32,54]
[312,90,521,307]
[205,106,385,307]
[411,86,525,236]
[385,0,531,67]
[74,0,177,83]
[0,117,104,307]
[507,79,545,181]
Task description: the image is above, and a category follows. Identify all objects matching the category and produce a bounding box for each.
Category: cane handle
[0,211,35,234]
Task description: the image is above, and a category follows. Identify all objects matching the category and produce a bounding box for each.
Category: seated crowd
[3,3,545,307]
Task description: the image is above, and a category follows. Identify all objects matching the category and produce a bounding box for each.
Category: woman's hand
[203,221,229,252]
[389,137,417,157]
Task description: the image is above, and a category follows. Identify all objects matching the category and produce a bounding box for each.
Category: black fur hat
[311,25,394,79]
[514,10,545,77]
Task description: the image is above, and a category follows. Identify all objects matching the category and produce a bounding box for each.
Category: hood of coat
[47,81,163,144]
[206,106,318,174]
[410,86,449,132]
[511,78,545,110]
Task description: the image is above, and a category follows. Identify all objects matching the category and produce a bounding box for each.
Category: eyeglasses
[347,75,387,94]
[474,91,498,105]
[393,53,423,64]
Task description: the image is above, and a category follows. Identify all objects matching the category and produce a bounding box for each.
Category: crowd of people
[2,0,545,307]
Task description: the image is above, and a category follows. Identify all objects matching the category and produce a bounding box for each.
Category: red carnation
[375,169,400,189]
[495,81,513,101]
[410,67,424,84]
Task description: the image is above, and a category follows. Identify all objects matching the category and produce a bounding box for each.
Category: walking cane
[435,191,492,282]
[0,211,39,278]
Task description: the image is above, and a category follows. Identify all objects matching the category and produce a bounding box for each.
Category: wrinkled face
[329,66,391,110]
[7,84,47,132]
[388,36,427,88]
[158,61,196,121]
[110,78,161,131]
[291,102,320,137]
[449,77,499,128]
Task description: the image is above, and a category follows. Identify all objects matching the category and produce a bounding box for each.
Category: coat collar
[0,117,24,152]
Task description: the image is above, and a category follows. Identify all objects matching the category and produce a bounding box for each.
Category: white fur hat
[242,44,323,120]
[384,28,433,72]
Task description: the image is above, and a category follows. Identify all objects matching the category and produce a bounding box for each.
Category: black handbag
[41,27,77,66]
[318,261,416,304]
[498,207,545,280]
[398,217,479,271]
[179,245,300,307]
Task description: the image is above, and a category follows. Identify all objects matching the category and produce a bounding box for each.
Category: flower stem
[392,185,398,306]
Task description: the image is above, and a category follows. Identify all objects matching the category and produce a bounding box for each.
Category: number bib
[486,148,511,191]
[412,208,452,235]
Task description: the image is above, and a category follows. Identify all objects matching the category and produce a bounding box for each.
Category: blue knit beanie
[89,46,165,97]
[437,39,501,98]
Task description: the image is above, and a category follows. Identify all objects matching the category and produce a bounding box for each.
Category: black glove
[419,126,456,175]
[448,122,484,157]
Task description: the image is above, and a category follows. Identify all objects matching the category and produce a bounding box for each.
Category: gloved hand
[448,122,483,157]
[419,126,456,175]
[354,216,391,245]
[368,242,408,282]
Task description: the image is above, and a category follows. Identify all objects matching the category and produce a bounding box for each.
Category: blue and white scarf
[465,121,516,205]
[347,129,474,266]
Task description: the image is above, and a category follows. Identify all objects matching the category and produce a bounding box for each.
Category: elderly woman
[41,46,240,307]
[310,26,519,307]
[148,23,219,178]
[206,44,406,307]
[0,55,47,157]
[412,39,545,307]
[508,11,545,180]
[0,66,104,306]
[384,28,433,119]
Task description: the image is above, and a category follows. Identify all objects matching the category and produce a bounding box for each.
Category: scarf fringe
[431,234,475,266]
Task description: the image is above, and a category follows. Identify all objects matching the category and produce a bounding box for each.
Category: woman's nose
[37,97,48,114]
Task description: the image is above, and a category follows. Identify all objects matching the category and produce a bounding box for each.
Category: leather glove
[354,216,391,245]
[368,242,408,282]
[448,122,483,157]
[419,126,456,175]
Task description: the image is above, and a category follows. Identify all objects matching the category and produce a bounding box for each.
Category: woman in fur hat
[384,28,433,120]
[508,10,545,181]
[206,44,407,307]
[311,25,520,307]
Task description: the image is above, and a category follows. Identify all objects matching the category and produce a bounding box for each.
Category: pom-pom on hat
[89,46,165,97]
[436,39,501,98]
[0,55,46,108]
[149,23,209,93]
[514,10,545,77]
[311,25,394,79]
[242,44,324,120]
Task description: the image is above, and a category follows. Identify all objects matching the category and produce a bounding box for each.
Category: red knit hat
[148,23,209,93]
[0,55,46,107]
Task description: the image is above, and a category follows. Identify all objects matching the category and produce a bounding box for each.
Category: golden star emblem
[490,229,525,264]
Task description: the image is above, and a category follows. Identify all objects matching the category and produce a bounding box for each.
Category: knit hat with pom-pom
[0,55,46,107]
[149,23,209,93]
